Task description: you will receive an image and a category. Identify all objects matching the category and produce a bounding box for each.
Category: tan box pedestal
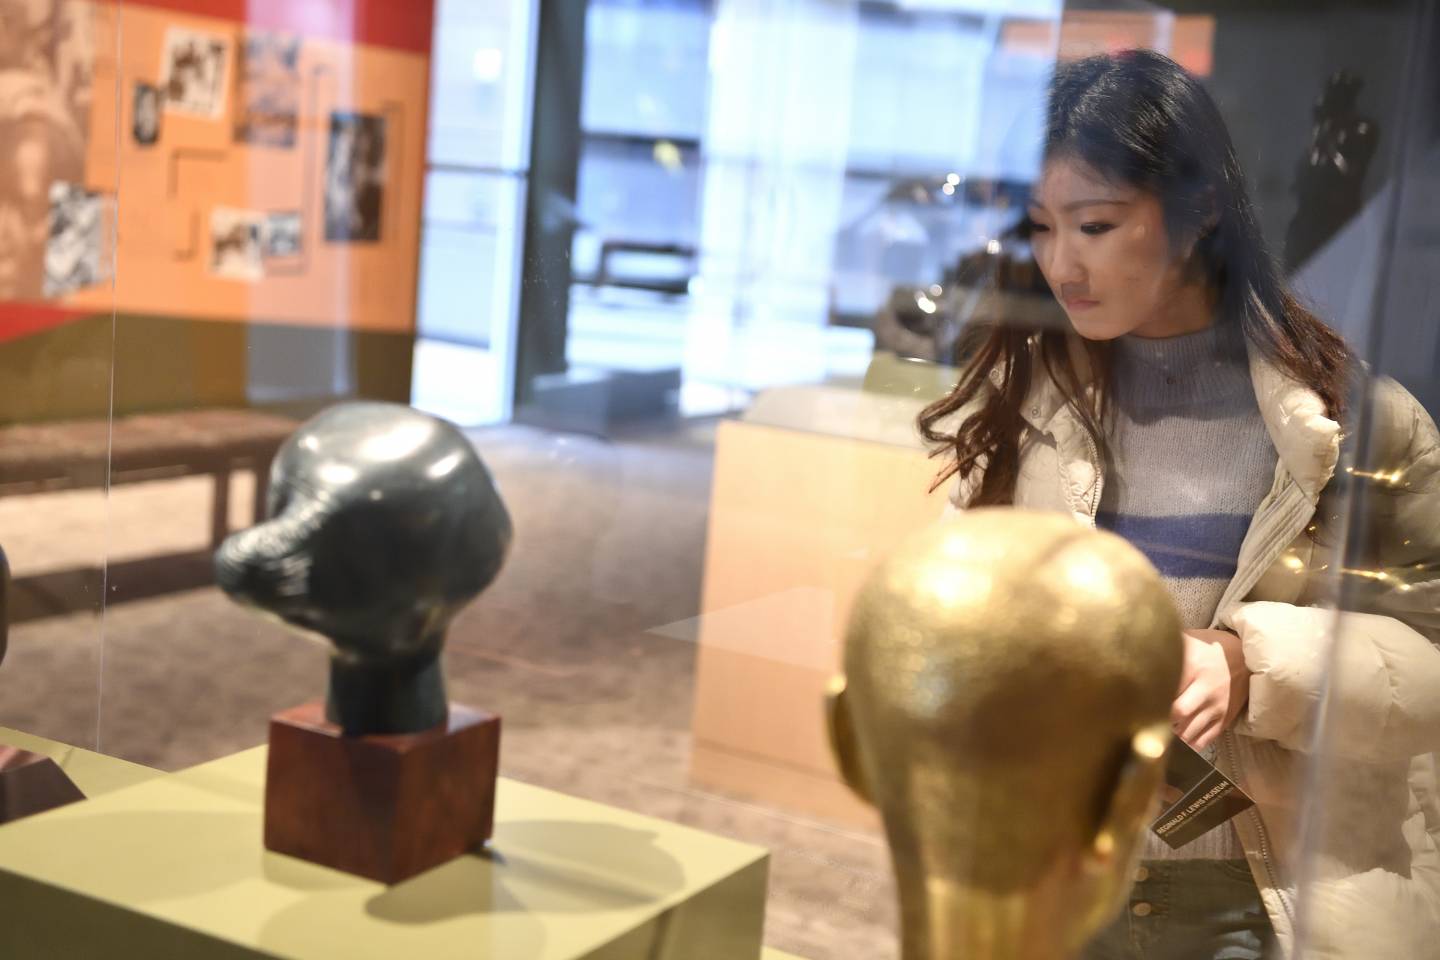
[691,411,948,828]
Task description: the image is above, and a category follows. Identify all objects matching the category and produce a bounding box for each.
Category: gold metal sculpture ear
[1071,723,1172,944]
[1091,724,1171,865]
[824,675,873,805]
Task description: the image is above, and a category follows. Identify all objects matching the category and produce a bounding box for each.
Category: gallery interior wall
[0,0,436,424]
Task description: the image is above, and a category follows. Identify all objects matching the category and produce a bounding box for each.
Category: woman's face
[1026,156,1199,340]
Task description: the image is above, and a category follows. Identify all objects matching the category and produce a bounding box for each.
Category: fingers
[1172,680,1209,726]
[1172,679,1223,748]
[1180,712,1221,750]
[1177,634,1203,693]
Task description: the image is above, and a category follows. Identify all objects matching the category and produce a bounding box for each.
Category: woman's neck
[1129,281,1216,339]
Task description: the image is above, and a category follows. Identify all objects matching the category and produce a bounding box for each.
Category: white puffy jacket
[947,348,1440,958]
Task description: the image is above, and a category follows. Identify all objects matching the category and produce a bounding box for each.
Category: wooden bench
[0,409,297,622]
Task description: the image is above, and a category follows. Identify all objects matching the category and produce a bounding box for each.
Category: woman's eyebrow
[1026,198,1130,212]
[1064,198,1130,211]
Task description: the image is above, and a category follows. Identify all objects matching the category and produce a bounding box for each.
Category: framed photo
[211,207,265,281]
[161,27,230,118]
[323,112,387,243]
[235,31,300,147]
[133,81,163,145]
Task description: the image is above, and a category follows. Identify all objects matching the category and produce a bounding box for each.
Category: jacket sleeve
[1223,378,1440,760]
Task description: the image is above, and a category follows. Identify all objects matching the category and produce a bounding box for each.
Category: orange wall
[59,2,430,334]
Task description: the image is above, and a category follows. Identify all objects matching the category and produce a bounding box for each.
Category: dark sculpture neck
[327,650,447,736]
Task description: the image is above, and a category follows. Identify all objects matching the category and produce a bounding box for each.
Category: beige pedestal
[691,413,948,828]
[0,745,769,959]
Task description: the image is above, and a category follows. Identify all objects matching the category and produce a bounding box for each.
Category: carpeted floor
[0,421,898,959]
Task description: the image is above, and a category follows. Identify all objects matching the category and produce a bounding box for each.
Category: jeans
[1082,860,1277,960]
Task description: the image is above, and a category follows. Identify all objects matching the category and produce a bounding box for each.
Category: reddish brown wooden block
[264,702,500,884]
[0,746,86,824]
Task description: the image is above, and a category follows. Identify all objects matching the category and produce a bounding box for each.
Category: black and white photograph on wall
[0,0,95,302]
[323,111,386,243]
[43,182,108,297]
[262,211,302,259]
[160,26,229,118]
[211,207,264,281]
[235,30,300,147]
[132,81,162,145]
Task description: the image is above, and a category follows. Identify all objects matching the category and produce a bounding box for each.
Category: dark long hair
[919,49,1353,505]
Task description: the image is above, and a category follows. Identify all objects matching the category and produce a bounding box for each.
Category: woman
[919,49,1440,959]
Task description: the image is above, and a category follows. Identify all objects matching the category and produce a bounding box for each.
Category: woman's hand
[1172,628,1250,750]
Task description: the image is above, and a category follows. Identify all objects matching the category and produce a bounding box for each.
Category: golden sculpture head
[828,509,1181,960]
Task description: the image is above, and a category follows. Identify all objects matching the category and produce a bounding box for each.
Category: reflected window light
[471,47,504,84]
[986,239,1002,255]
[915,293,938,314]
[946,172,960,186]
[318,462,358,487]
[1062,553,1118,599]
[938,531,971,561]
[941,182,956,196]
[653,139,683,172]
[1134,728,1167,760]
[359,422,431,462]
[427,451,463,479]
[929,284,943,297]
[919,568,993,611]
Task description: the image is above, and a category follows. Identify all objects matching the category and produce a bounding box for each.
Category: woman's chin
[1065,313,1128,341]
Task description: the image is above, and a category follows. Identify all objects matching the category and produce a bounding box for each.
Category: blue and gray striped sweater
[1097,321,1276,861]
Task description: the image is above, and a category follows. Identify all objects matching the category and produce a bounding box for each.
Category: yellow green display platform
[0,745,769,959]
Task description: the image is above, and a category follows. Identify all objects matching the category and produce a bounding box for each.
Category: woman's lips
[1064,297,1100,311]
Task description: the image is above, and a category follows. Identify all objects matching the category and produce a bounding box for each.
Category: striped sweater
[1097,322,1277,861]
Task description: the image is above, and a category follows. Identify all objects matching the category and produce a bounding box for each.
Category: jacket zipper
[1216,481,1315,935]
[1082,430,1102,526]
[1223,731,1295,925]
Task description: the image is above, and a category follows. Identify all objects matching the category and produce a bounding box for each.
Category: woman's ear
[1195,190,1222,244]
[1179,207,1222,276]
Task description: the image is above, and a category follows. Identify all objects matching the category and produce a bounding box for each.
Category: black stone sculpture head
[214,403,511,736]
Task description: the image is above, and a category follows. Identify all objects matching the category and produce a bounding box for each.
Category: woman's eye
[1027,221,1051,234]
[1080,222,1114,236]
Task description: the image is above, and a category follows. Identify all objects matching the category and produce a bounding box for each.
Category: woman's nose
[1039,234,1086,287]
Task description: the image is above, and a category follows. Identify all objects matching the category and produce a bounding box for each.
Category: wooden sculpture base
[0,745,86,824]
[264,701,501,884]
